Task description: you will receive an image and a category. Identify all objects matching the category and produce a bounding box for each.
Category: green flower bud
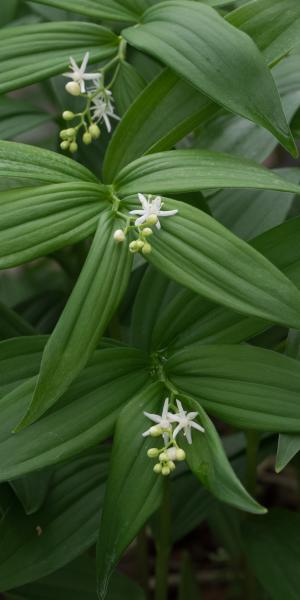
[83,131,92,145]
[60,141,69,151]
[168,460,176,471]
[149,425,162,437]
[62,110,75,121]
[136,240,145,250]
[65,81,81,96]
[142,242,152,255]
[176,448,186,462]
[147,214,158,225]
[69,142,78,154]
[66,128,76,137]
[147,448,159,458]
[89,124,101,139]
[60,129,69,140]
[159,452,169,463]
[153,463,162,474]
[129,241,139,253]
[113,229,125,243]
[161,466,171,476]
[141,227,153,237]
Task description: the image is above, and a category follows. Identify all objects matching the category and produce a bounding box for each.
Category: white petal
[186,427,193,444]
[188,412,199,420]
[176,399,184,414]
[80,80,86,93]
[142,428,151,437]
[163,432,169,445]
[155,220,161,230]
[83,73,100,80]
[173,423,183,440]
[69,56,78,71]
[167,413,179,423]
[138,193,149,210]
[81,51,89,72]
[162,398,169,419]
[135,215,147,226]
[129,210,144,216]
[191,421,205,433]
[143,411,161,424]
[158,210,178,217]
[103,113,112,132]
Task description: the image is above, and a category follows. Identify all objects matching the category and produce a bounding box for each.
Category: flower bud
[149,425,162,437]
[166,448,177,461]
[62,110,75,121]
[161,466,171,476]
[113,229,125,243]
[69,142,78,154]
[168,460,176,471]
[65,81,81,96]
[89,124,101,139]
[141,227,153,237]
[66,128,76,137]
[136,239,145,250]
[176,448,186,462]
[129,241,139,253]
[83,131,92,145]
[159,452,169,463]
[60,141,69,151]
[147,214,158,225]
[147,448,159,458]
[60,129,69,140]
[142,242,152,255]
[153,463,162,474]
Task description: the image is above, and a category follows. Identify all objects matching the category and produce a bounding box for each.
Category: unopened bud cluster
[113,220,155,255]
[148,444,186,476]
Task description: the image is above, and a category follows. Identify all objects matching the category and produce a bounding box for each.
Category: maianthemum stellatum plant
[2,0,300,598]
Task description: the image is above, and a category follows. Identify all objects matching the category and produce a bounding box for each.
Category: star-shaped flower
[142,398,172,444]
[169,400,205,444]
[63,52,100,93]
[130,194,178,230]
[91,86,120,133]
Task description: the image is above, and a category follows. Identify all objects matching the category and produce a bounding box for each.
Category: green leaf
[123,0,296,155]
[16,212,133,429]
[175,395,265,513]
[0,141,98,187]
[96,382,164,599]
[0,449,109,591]
[9,470,53,515]
[149,215,300,350]
[167,345,300,431]
[104,0,300,181]
[0,336,46,398]
[0,183,109,269]
[0,0,19,26]
[0,97,51,141]
[0,346,149,480]
[227,0,300,67]
[27,0,152,23]
[242,509,300,600]
[112,61,146,116]
[124,196,300,329]
[115,150,300,197]
[0,302,34,340]
[0,22,118,94]
[7,556,145,600]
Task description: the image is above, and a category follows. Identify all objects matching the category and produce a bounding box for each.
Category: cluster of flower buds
[59,52,119,154]
[113,193,178,255]
[142,398,205,477]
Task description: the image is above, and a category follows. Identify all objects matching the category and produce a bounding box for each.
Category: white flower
[142,398,172,444]
[169,400,205,444]
[90,84,120,133]
[63,52,100,93]
[130,194,178,230]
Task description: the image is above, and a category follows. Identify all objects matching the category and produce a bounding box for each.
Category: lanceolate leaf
[0,141,98,187]
[97,383,164,599]
[27,0,154,23]
[0,336,46,399]
[0,346,149,480]
[0,450,109,591]
[112,61,146,116]
[115,150,300,196]
[0,302,34,340]
[167,345,300,431]
[0,97,51,141]
[175,395,265,514]
[227,0,300,67]
[123,0,296,155]
[0,22,118,94]
[0,183,108,269]
[16,212,133,430]
[123,196,300,329]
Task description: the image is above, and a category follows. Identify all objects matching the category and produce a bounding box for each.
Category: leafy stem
[155,478,172,600]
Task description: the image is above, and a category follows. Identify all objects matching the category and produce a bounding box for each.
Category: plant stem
[155,479,171,600]
[137,528,149,598]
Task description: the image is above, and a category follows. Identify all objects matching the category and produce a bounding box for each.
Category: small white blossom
[169,399,205,444]
[63,52,100,93]
[90,84,120,133]
[130,194,178,230]
[142,398,172,444]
